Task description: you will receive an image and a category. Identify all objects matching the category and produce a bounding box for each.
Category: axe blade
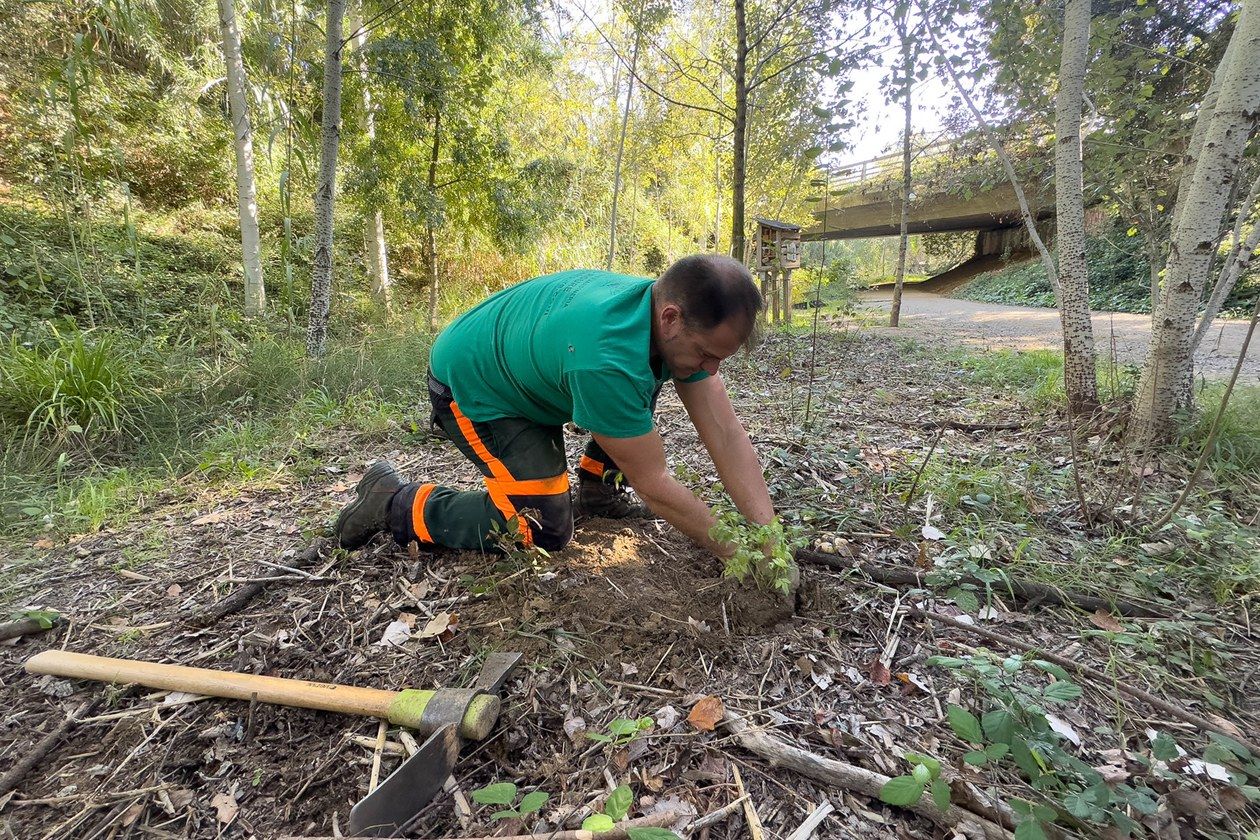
[348,723,460,838]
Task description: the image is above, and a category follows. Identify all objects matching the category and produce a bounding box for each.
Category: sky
[828,10,953,168]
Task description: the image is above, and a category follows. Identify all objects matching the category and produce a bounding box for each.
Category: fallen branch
[796,549,1169,618]
[688,795,749,831]
[0,698,103,797]
[278,810,684,840]
[0,617,59,642]
[864,412,1035,433]
[721,712,1011,839]
[184,541,324,629]
[910,607,1260,756]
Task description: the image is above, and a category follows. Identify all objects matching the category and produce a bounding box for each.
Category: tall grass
[0,323,433,535]
[0,327,156,443]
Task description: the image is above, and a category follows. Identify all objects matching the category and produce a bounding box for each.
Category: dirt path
[857,289,1259,383]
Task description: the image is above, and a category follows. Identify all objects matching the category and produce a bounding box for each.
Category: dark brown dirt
[1,329,1255,840]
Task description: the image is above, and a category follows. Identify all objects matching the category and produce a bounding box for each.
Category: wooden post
[781,268,793,326]
[759,271,772,322]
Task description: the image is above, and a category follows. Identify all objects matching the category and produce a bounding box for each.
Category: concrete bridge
[802,141,1055,247]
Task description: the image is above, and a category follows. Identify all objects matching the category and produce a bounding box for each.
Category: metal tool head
[472,651,523,694]
[348,723,459,838]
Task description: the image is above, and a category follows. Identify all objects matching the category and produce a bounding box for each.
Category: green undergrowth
[953,226,1259,317]
[0,324,432,539]
[851,344,1260,609]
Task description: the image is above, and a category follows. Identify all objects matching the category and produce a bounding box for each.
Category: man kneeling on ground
[334,254,778,562]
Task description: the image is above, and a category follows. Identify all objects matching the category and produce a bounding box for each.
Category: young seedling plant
[709,507,800,595]
[586,716,654,746]
[471,782,549,822]
[581,784,680,839]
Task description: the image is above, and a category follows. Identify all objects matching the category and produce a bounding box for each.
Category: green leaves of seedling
[472,782,549,821]
[947,704,982,743]
[581,814,616,832]
[587,717,653,745]
[14,609,60,629]
[879,754,948,809]
[472,783,517,806]
[605,785,633,821]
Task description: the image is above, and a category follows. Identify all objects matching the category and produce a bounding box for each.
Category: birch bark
[1131,0,1260,443]
[217,0,265,315]
[351,14,391,308]
[1053,0,1099,412]
[307,0,347,357]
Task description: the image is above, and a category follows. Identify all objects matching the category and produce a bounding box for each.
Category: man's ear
[658,302,685,337]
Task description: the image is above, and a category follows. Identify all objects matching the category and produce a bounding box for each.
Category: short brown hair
[655,254,763,344]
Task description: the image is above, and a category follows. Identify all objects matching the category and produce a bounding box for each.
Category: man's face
[657,307,747,379]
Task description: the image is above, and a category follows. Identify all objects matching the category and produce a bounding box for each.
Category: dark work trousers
[389,372,652,552]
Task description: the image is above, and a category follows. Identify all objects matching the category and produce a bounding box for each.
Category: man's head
[652,254,763,379]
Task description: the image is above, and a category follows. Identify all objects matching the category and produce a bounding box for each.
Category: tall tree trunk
[607,28,641,271]
[426,110,442,333]
[1131,1,1260,445]
[351,13,391,309]
[1192,170,1260,350]
[730,0,748,263]
[890,10,912,328]
[307,0,346,357]
[217,0,265,316]
[1053,0,1099,412]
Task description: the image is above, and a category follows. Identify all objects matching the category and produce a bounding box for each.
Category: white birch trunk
[217,0,265,316]
[1131,0,1260,444]
[352,13,391,308]
[1053,0,1099,412]
[1192,170,1260,350]
[890,12,911,328]
[307,0,347,357]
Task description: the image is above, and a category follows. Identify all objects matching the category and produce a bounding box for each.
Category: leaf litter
[0,328,1256,839]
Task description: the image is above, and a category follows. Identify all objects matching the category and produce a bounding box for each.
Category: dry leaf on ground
[211,792,238,824]
[687,695,725,731]
[1089,609,1125,633]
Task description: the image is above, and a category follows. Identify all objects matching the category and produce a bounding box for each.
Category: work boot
[335,461,406,549]
[575,476,654,520]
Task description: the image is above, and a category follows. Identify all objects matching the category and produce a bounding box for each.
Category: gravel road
[856,289,1258,383]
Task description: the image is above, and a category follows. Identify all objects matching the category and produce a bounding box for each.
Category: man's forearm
[636,476,729,556]
[709,427,775,525]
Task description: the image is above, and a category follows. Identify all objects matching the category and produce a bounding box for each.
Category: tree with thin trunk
[217,0,265,316]
[1191,168,1260,351]
[607,16,642,271]
[923,0,1098,413]
[307,0,347,357]
[1053,0,1099,413]
[425,109,441,332]
[731,0,749,261]
[1130,2,1260,445]
[889,2,912,328]
[351,12,391,309]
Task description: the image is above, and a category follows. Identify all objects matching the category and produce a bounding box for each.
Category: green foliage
[927,650,1171,837]
[586,717,653,746]
[956,229,1153,314]
[0,328,157,444]
[879,752,949,810]
[709,510,800,595]
[10,608,60,629]
[576,785,680,838]
[471,782,550,821]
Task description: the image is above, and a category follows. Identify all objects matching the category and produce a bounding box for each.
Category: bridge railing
[823,131,1049,194]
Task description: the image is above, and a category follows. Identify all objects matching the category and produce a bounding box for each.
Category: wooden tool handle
[27,650,400,718]
[25,651,500,739]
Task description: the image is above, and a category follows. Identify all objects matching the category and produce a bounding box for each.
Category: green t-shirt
[429,269,706,438]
